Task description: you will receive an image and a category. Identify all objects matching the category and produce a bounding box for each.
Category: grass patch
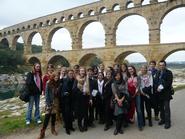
[0,115,42,137]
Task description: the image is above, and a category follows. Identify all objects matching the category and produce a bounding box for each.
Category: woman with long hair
[26,63,42,125]
[127,65,144,131]
[38,72,60,139]
[112,72,129,135]
[73,67,90,132]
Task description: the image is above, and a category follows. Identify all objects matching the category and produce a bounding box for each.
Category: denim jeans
[26,94,41,122]
[135,95,144,128]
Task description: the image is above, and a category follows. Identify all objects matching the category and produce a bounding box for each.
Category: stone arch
[53,18,58,24]
[99,7,107,14]
[68,15,74,20]
[33,24,37,29]
[79,53,102,67]
[0,38,9,48]
[28,56,41,65]
[78,12,84,18]
[88,10,95,16]
[115,51,147,64]
[126,0,134,9]
[12,35,24,51]
[61,16,66,22]
[161,49,185,61]
[112,3,121,11]
[39,22,44,27]
[27,31,43,53]
[160,7,185,43]
[116,14,149,45]
[48,55,70,67]
[78,20,105,48]
[159,5,185,28]
[47,26,72,51]
[27,31,43,46]
[46,20,51,26]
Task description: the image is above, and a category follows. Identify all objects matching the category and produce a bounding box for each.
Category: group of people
[24,60,174,139]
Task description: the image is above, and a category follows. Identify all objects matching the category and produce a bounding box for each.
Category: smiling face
[79,67,86,77]
[128,66,134,75]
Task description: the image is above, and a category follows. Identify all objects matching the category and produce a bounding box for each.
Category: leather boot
[51,126,58,136]
[37,128,45,139]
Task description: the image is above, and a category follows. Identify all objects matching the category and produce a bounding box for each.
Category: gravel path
[3,89,185,139]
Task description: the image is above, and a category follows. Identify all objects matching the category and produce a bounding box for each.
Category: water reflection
[0,74,26,100]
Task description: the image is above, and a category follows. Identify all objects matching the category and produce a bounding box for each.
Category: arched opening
[142,0,150,6]
[82,21,105,49]
[28,32,42,54]
[126,1,134,9]
[53,18,58,24]
[28,57,41,65]
[79,53,102,67]
[88,10,95,16]
[99,7,107,14]
[39,22,44,27]
[48,55,70,67]
[115,52,147,69]
[68,15,74,20]
[50,27,72,51]
[78,12,84,18]
[116,15,149,45]
[161,7,185,43]
[0,38,9,49]
[61,16,66,22]
[164,50,185,87]
[113,4,120,11]
[13,36,24,52]
[46,20,51,26]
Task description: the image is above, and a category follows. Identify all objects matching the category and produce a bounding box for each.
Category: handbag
[19,84,30,103]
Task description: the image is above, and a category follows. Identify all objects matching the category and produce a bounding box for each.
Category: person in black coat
[25,63,43,125]
[96,72,105,124]
[72,67,90,132]
[103,70,113,131]
[87,68,98,127]
[156,60,173,129]
[59,69,75,135]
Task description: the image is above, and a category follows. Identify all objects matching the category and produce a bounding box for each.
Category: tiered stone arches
[0,0,185,66]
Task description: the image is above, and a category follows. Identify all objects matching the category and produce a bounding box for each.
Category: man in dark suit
[87,67,98,127]
[156,60,173,129]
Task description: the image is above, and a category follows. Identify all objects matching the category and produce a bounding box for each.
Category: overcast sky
[0,0,185,62]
